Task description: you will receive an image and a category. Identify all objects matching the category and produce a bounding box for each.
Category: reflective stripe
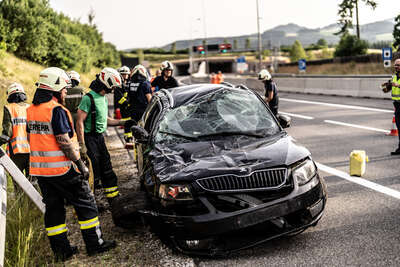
[121,117,131,121]
[11,144,29,151]
[11,117,27,125]
[46,224,68,236]
[30,161,71,168]
[79,217,100,230]
[30,151,65,157]
[27,121,53,135]
[9,136,26,143]
[124,132,132,138]
[118,97,127,104]
[0,135,10,142]
[104,186,118,193]
[106,191,119,198]
[65,94,82,99]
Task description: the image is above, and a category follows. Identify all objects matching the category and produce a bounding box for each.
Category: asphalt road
[195,92,400,267]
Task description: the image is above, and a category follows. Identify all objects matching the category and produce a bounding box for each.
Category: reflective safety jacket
[27,100,77,177]
[392,74,400,101]
[4,103,30,155]
[216,73,224,84]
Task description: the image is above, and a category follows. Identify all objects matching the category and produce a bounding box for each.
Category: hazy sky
[49,0,400,50]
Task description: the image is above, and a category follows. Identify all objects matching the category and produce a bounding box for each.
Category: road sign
[298,59,306,72]
[384,59,391,68]
[236,56,246,63]
[382,47,392,60]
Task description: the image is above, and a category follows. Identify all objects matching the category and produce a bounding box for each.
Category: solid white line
[280,111,314,120]
[317,162,400,200]
[281,98,393,113]
[324,120,390,133]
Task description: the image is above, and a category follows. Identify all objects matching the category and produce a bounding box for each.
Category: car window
[155,88,280,143]
[144,101,161,133]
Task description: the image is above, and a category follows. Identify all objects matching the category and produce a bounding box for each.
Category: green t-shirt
[78,90,108,133]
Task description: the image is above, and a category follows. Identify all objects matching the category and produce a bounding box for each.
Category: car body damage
[113,84,327,256]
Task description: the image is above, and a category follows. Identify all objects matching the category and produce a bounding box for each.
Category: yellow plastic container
[349,150,369,176]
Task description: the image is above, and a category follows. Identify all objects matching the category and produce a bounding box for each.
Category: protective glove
[79,143,88,159]
[74,159,89,180]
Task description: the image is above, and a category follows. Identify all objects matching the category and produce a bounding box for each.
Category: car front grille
[196,168,288,192]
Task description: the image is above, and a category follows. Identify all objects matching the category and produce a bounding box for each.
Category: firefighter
[151,61,178,90]
[216,71,224,84]
[258,69,279,116]
[115,66,133,144]
[76,67,125,198]
[0,83,30,184]
[210,72,217,84]
[65,70,84,128]
[27,67,116,261]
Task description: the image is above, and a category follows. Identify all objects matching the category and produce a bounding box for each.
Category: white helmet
[160,61,174,71]
[98,67,122,89]
[7,82,25,97]
[118,66,130,75]
[67,70,81,83]
[258,69,272,81]
[131,64,149,80]
[37,67,71,92]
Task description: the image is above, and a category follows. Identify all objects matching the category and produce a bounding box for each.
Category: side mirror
[131,126,149,144]
[277,114,291,128]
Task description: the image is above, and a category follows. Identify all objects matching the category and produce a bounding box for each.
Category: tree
[337,0,377,39]
[334,33,368,57]
[394,15,400,52]
[171,42,176,54]
[245,38,251,49]
[233,39,238,50]
[289,40,307,62]
[317,38,328,47]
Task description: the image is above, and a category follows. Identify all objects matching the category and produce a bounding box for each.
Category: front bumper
[140,175,327,255]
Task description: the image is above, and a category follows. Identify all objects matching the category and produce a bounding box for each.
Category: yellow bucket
[349,150,369,176]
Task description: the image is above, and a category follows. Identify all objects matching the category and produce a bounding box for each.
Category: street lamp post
[256,0,262,71]
[202,0,209,74]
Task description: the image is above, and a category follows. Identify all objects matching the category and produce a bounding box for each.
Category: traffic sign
[382,47,392,60]
[298,59,306,72]
[384,59,391,68]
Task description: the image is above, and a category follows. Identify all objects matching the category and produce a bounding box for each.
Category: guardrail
[0,165,6,267]
[189,74,393,100]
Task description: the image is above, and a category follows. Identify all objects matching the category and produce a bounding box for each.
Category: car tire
[111,191,149,229]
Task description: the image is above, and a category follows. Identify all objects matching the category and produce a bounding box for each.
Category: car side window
[144,101,161,133]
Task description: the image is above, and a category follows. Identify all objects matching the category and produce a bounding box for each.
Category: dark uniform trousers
[37,167,103,254]
[394,101,400,147]
[84,132,119,199]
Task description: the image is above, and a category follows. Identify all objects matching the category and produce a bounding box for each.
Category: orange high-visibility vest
[210,74,217,84]
[216,73,224,84]
[5,103,30,155]
[27,100,77,177]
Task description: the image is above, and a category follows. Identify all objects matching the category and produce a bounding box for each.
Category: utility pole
[202,0,209,74]
[355,0,360,39]
[256,0,262,71]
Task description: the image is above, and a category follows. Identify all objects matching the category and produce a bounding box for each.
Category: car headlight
[159,184,193,201]
[292,159,317,186]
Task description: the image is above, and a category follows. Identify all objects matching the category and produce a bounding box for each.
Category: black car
[112,83,327,256]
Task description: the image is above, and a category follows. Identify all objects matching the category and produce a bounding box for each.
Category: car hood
[149,134,310,183]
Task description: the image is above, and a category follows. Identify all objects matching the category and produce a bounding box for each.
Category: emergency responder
[76,67,125,199]
[0,83,30,184]
[258,69,279,116]
[151,60,179,90]
[127,64,152,124]
[27,67,116,261]
[210,72,217,84]
[65,70,84,127]
[382,58,400,155]
[216,71,224,84]
[115,66,132,144]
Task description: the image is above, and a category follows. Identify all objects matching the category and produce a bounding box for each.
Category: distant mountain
[154,18,395,52]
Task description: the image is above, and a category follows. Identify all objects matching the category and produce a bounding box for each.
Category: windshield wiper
[195,131,265,139]
[158,131,197,141]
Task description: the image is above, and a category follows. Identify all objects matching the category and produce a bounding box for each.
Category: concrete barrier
[189,74,393,100]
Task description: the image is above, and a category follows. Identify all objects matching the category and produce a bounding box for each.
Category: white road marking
[279,111,314,120]
[317,162,400,200]
[281,98,393,113]
[324,120,390,133]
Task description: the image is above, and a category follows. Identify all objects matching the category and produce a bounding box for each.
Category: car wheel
[111,191,149,229]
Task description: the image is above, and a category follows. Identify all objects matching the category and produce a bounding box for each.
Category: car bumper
[141,175,327,255]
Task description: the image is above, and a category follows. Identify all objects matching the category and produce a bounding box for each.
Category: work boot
[54,245,78,262]
[391,148,400,155]
[87,240,117,256]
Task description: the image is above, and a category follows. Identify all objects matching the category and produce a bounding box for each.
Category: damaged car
[111,84,327,256]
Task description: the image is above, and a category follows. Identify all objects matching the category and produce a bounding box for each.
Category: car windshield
[155,88,280,143]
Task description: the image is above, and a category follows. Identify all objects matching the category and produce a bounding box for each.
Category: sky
[49,0,400,50]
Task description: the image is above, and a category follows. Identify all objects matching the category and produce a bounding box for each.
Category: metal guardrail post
[0,165,6,267]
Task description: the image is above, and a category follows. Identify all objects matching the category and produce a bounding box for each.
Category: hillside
[157,18,395,51]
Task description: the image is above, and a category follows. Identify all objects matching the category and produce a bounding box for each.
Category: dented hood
[149,134,310,183]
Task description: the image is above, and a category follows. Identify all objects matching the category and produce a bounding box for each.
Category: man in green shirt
[76,68,126,204]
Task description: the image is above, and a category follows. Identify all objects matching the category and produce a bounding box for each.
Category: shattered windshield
[155,89,280,143]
